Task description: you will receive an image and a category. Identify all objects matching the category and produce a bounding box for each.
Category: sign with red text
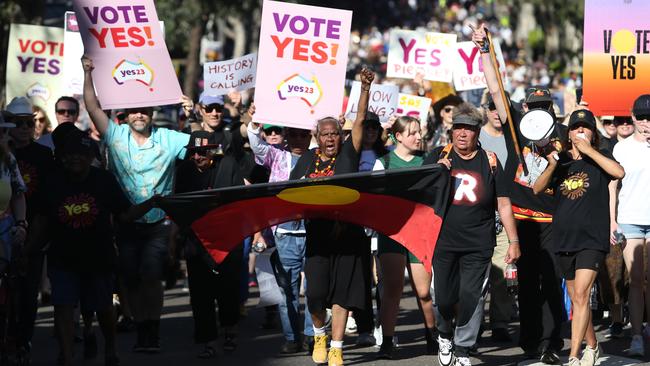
[6,24,64,122]
[387,30,457,82]
[72,0,181,109]
[254,0,352,129]
[203,53,257,96]
[345,81,399,123]
[453,41,507,91]
[396,94,431,126]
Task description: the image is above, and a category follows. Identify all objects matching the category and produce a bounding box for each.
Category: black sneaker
[145,320,161,353]
[376,341,394,359]
[607,322,624,339]
[425,328,438,355]
[84,333,98,359]
[280,341,301,354]
[133,322,147,353]
[224,334,237,352]
[302,335,314,354]
[540,349,561,364]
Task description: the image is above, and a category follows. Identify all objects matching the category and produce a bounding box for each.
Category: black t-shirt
[35,167,131,272]
[12,142,54,221]
[424,147,509,252]
[501,107,568,215]
[290,139,365,255]
[550,150,614,253]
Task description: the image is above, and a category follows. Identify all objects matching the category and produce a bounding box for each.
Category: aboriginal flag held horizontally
[159,164,451,271]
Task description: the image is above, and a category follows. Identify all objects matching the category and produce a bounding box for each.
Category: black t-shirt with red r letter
[424,147,510,252]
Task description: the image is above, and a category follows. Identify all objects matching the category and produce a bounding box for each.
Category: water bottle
[505,263,518,296]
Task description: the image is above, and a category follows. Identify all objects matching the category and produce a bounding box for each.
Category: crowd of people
[0,5,648,366]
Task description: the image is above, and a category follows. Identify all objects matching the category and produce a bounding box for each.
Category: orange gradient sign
[583,0,650,116]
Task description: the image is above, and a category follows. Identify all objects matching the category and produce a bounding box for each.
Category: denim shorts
[618,224,650,240]
[48,268,114,313]
[117,219,171,285]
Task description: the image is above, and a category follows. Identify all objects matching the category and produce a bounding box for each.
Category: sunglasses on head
[202,104,223,113]
[56,108,78,115]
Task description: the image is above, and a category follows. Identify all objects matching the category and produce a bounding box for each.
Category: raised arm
[351,68,375,152]
[471,24,508,125]
[81,55,110,136]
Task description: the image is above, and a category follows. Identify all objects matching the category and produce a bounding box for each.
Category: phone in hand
[576,88,583,104]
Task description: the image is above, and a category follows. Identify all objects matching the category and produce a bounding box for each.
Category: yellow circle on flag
[612,29,636,54]
[277,185,360,205]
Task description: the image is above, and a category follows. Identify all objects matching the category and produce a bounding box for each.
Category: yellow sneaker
[328,347,343,366]
[312,334,328,364]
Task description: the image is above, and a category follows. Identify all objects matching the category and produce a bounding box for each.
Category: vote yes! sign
[254,0,351,129]
[72,0,181,109]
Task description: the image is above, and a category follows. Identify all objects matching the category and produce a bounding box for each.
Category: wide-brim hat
[433,94,463,124]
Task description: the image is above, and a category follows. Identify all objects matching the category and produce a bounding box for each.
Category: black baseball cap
[525,87,553,106]
[363,111,381,127]
[568,109,596,130]
[186,130,219,152]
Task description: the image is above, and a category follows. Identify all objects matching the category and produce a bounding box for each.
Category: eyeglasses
[202,104,223,113]
[319,131,340,139]
[56,109,78,115]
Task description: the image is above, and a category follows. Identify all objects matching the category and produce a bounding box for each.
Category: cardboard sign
[72,0,181,109]
[345,81,399,123]
[5,24,65,122]
[62,12,85,96]
[203,53,257,95]
[453,41,507,91]
[387,30,457,82]
[583,0,650,116]
[254,0,352,129]
[396,94,431,126]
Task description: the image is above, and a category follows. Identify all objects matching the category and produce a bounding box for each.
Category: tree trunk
[184,21,204,99]
[228,16,246,57]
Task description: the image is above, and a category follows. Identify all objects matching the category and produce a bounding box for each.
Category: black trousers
[516,220,565,353]
[15,253,44,349]
[186,247,242,344]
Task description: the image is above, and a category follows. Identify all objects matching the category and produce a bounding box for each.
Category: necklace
[310,149,336,177]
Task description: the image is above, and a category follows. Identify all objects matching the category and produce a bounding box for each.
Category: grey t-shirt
[479,127,508,167]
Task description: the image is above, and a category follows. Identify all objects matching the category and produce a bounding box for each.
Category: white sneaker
[581,342,601,366]
[373,326,382,347]
[345,316,357,334]
[566,356,580,366]
[627,334,644,356]
[437,336,454,366]
[454,356,471,366]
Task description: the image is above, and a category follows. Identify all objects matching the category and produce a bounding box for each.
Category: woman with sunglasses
[32,106,52,140]
[533,109,624,366]
[425,94,464,150]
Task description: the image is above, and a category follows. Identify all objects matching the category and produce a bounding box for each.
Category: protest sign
[6,24,65,122]
[345,81,398,123]
[396,94,431,126]
[583,0,650,116]
[254,0,352,129]
[72,0,181,109]
[203,53,257,96]
[453,41,507,91]
[387,30,457,82]
[63,12,85,96]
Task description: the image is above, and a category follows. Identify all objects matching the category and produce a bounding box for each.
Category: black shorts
[556,249,606,280]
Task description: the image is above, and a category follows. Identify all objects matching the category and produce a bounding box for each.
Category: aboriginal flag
[160,165,450,270]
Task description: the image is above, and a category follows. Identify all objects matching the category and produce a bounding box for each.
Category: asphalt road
[27,282,649,366]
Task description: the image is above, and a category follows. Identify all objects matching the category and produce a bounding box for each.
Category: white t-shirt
[613,135,650,225]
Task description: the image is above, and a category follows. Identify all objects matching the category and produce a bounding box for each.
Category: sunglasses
[635,115,650,121]
[56,109,78,115]
[202,104,223,113]
[614,120,633,126]
[35,117,46,123]
[16,119,35,128]
[264,127,283,135]
[443,107,454,113]
[527,102,552,111]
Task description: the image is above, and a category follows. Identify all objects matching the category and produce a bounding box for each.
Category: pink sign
[72,0,181,109]
[254,0,352,129]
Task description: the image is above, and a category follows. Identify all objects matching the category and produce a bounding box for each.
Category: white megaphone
[519,109,556,147]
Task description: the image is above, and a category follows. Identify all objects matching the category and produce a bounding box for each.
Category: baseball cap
[525,87,553,105]
[199,93,225,106]
[263,124,282,131]
[186,130,219,152]
[568,109,596,130]
[58,128,95,155]
[632,94,650,118]
[4,97,33,117]
[452,114,481,127]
